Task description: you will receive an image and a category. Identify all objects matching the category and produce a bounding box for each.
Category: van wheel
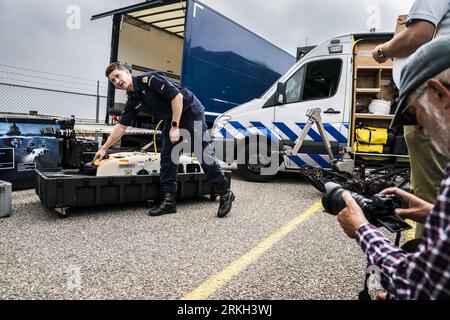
[237,142,279,182]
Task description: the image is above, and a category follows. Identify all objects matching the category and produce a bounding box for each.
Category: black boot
[216,185,235,218]
[149,192,177,216]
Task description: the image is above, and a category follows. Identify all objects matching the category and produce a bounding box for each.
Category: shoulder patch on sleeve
[148,76,167,93]
[141,76,149,84]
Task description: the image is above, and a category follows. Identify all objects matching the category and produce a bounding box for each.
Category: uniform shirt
[355,163,450,299]
[407,0,450,38]
[119,72,204,126]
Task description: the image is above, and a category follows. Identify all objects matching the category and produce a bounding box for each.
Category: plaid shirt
[356,163,450,299]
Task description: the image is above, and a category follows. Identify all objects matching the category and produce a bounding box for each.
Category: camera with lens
[322,182,411,233]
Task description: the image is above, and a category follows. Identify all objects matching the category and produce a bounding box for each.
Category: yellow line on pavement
[404,219,417,242]
[180,201,323,300]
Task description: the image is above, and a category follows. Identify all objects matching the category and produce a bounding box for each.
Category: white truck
[212,32,410,196]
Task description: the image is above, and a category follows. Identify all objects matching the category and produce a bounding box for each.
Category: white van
[212,32,409,183]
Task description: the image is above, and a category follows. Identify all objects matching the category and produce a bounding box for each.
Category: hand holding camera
[337,192,369,239]
[323,182,412,235]
[379,187,433,224]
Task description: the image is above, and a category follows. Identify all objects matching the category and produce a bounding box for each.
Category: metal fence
[0,64,108,123]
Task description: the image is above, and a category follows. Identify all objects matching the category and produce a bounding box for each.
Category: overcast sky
[0,0,414,91]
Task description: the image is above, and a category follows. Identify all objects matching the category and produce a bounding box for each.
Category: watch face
[171,121,178,127]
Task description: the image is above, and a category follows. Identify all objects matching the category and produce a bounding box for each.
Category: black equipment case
[35,169,231,211]
[0,113,75,189]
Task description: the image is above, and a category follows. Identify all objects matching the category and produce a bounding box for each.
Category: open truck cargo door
[92,0,295,125]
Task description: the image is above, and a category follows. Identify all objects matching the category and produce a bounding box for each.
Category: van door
[273,57,347,168]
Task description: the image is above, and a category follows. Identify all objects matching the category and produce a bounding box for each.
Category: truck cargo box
[35,169,231,212]
[92,0,295,124]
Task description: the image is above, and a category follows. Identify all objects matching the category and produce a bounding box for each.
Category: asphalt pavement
[0,168,369,300]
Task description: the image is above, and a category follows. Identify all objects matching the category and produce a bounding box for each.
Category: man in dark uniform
[93,62,234,218]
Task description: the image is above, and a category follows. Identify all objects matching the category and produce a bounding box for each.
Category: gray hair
[410,67,450,102]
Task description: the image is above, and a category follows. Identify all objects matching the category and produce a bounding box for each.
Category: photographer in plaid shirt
[337,37,450,299]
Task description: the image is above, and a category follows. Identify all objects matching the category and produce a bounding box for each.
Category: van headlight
[213,115,231,134]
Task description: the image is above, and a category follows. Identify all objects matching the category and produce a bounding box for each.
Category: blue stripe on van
[220,127,233,139]
[229,121,250,137]
[250,121,278,141]
[309,154,331,169]
[297,123,322,142]
[323,124,347,143]
[273,122,298,141]
[288,156,307,167]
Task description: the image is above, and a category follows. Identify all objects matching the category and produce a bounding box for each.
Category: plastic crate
[35,169,231,209]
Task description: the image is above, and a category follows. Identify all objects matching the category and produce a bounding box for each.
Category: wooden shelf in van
[355,88,381,94]
[356,66,393,70]
[355,113,394,120]
[355,152,409,158]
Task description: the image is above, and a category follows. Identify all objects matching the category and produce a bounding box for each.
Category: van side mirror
[276,82,286,104]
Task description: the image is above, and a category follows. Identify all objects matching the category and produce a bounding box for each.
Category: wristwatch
[376,47,386,59]
[171,121,178,128]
